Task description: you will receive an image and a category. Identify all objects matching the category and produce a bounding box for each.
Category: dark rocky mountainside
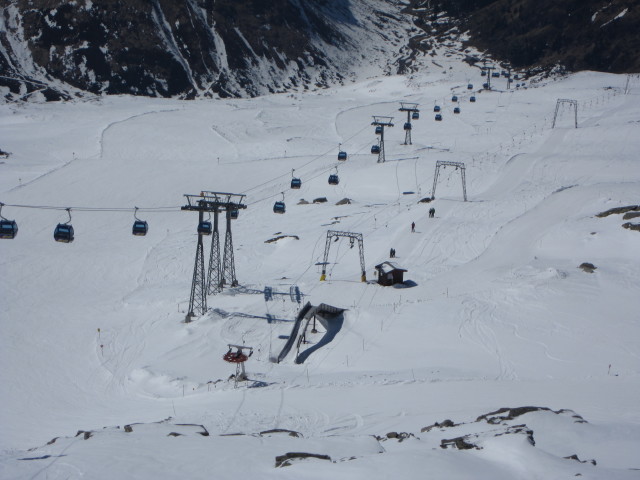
[1,0,638,101]
[417,0,640,73]
[0,0,410,100]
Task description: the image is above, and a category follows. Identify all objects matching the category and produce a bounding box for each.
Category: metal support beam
[552,99,578,129]
[206,207,222,294]
[320,230,366,282]
[372,116,394,163]
[399,103,419,146]
[187,208,207,320]
[222,208,238,287]
[431,160,467,202]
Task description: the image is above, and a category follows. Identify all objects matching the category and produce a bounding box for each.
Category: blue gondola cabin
[132,220,148,236]
[337,151,347,161]
[273,201,286,214]
[0,219,18,239]
[54,224,74,243]
[198,221,212,235]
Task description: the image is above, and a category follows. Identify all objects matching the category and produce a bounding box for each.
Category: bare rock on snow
[275,452,331,468]
[578,262,597,273]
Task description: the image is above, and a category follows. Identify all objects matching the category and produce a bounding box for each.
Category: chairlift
[403,122,412,131]
[467,83,473,90]
[0,203,18,239]
[371,144,380,154]
[273,192,286,214]
[454,107,461,114]
[131,207,148,236]
[412,111,419,120]
[375,125,383,135]
[452,95,458,102]
[54,208,74,243]
[435,114,443,121]
[470,96,476,102]
[433,105,441,112]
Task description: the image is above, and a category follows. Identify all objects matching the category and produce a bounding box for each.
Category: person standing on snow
[411,222,415,232]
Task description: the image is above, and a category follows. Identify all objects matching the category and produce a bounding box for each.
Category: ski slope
[1,66,639,479]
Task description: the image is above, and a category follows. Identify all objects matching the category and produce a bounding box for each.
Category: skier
[429,207,435,218]
[411,222,415,233]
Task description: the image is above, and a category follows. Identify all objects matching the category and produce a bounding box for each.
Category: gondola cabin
[54,224,74,243]
[197,221,212,235]
[492,72,500,78]
[412,111,419,120]
[328,174,339,185]
[433,105,441,112]
[371,145,380,154]
[483,83,489,89]
[375,126,383,135]
[435,114,443,121]
[452,95,458,102]
[481,70,487,76]
[229,209,239,219]
[467,83,473,90]
[403,122,412,131]
[454,107,461,114]
[290,177,302,189]
[470,96,476,102]
[132,220,148,236]
[273,201,286,214]
[0,219,18,239]
[337,151,348,161]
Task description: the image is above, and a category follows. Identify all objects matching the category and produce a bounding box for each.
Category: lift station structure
[399,102,419,145]
[320,230,366,282]
[371,116,394,163]
[182,191,246,321]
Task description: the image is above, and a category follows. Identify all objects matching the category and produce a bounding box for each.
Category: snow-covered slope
[1,64,639,478]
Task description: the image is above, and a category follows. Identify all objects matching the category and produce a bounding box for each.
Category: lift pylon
[182,192,246,321]
[431,160,467,202]
[552,99,578,128]
[319,230,366,282]
[371,116,394,163]
[399,103,419,145]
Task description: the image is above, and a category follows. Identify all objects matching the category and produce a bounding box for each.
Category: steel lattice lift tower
[371,116,394,163]
[182,192,246,321]
[319,230,366,282]
[399,102,419,145]
[431,160,467,202]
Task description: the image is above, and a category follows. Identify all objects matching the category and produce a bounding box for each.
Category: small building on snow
[374,262,407,286]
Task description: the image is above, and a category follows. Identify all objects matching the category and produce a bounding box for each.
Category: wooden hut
[374,262,407,286]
